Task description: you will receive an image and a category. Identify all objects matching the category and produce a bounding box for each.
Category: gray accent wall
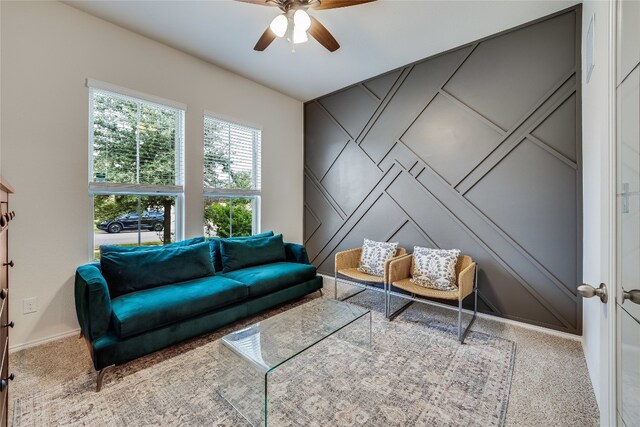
[303,7,583,334]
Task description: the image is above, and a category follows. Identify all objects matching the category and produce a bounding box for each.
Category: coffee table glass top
[221,297,370,373]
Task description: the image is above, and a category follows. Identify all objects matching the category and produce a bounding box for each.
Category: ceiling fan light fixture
[293,9,311,31]
[245,0,375,52]
[269,14,288,37]
[292,26,308,44]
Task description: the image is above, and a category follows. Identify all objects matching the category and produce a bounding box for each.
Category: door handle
[623,289,640,305]
[0,373,14,392]
[578,283,608,303]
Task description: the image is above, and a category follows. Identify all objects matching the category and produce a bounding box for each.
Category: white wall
[0,1,303,348]
[581,1,613,424]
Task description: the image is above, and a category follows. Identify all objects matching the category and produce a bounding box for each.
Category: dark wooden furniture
[0,177,15,427]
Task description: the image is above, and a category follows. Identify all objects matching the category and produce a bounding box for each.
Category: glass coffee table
[218,297,371,426]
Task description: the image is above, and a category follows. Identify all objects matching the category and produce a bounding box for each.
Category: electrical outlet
[23,297,37,314]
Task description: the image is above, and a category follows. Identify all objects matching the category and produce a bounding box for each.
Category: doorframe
[606,0,617,424]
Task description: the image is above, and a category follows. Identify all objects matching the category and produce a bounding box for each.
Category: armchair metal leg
[334,272,369,302]
[384,282,388,318]
[458,292,478,344]
[384,282,394,318]
[387,299,413,321]
[318,289,323,297]
[341,288,366,302]
[458,264,479,344]
[96,365,115,392]
[458,299,463,341]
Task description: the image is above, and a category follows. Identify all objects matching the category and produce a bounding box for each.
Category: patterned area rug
[13,292,515,426]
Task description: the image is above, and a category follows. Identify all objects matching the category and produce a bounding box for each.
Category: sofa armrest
[284,242,311,264]
[75,263,113,341]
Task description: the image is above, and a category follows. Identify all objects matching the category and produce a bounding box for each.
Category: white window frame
[203,113,262,237]
[87,80,186,259]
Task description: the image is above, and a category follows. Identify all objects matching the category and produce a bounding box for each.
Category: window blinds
[89,88,185,191]
[203,116,261,193]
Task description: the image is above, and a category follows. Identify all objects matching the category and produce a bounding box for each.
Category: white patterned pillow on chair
[357,239,398,277]
[411,247,461,291]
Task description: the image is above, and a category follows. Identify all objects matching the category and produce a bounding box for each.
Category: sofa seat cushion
[222,262,317,298]
[111,276,247,339]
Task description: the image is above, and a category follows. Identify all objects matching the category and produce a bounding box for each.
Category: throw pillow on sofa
[209,231,274,272]
[100,236,205,256]
[219,234,286,273]
[101,241,215,297]
[357,238,398,277]
[410,247,461,291]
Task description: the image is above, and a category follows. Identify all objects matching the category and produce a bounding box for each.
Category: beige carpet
[9,279,599,426]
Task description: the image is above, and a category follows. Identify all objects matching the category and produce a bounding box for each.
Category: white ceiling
[63,0,580,101]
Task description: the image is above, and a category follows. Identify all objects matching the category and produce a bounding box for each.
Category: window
[89,82,185,258]
[203,116,261,238]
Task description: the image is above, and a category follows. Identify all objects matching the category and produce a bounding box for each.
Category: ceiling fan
[237,0,376,52]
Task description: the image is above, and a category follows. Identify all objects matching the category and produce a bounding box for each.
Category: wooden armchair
[387,253,478,343]
[334,246,407,307]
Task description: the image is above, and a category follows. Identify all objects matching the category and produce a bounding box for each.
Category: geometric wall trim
[304,6,583,333]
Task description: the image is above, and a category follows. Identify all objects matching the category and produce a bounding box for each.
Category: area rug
[12,292,515,427]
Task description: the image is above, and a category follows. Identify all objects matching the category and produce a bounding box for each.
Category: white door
[616,1,640,425]
[581,2,640,425]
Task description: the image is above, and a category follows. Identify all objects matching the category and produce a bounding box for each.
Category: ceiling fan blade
[254,27,277,51]
[313,0,376,10]
[235,0,274,6]
[308,16,340,52]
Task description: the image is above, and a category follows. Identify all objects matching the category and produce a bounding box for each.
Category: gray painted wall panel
[303,8,582,333]
[389,220,438,255]
[363,70,402,100]
[379,142,419,172]
[316,192,408,273]
[402,93,502,185]
[304,174,344,255]
[320,141,383,215]
[455,74,578,194]
[466,139,578,289]
[304,205,321,240]
[304,102,350,179]
[318,85,379,139]
[360,46,472,163]
[444,11,576,131]
[531,94,577,162]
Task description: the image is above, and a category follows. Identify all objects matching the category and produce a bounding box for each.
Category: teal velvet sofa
[75,232,322,391]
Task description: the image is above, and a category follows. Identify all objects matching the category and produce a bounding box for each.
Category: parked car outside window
[96,211,164,234]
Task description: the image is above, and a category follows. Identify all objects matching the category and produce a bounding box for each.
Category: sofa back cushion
[100,236,205,256]
[209,231,274,272]
[220,234,286,273]
[101,241,215,297]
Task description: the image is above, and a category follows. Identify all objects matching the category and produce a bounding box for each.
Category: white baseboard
[9,328,81,353]
[321,274,581,342]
